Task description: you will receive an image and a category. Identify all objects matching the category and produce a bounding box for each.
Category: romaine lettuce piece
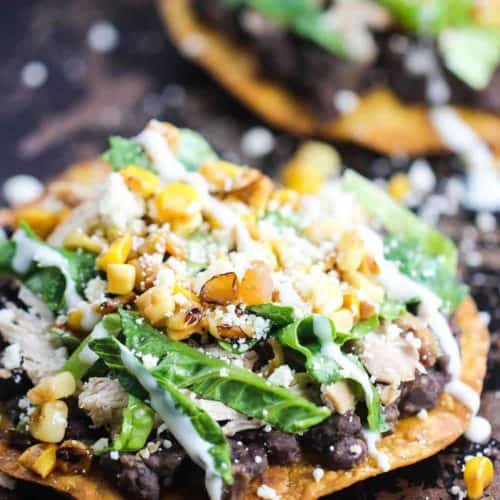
[177,129,219,171]
[277,315,386,432]
[90,336,233,492]
[341,169,458,272]
[102,136,155,172]
[114,310,330,433]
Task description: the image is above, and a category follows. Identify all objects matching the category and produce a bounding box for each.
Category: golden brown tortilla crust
[160,0,500,156]
[0,162,490,499]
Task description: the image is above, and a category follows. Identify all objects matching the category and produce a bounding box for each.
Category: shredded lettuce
[110,310,329,433]
[277,315,386,432]
[102,136,155,172]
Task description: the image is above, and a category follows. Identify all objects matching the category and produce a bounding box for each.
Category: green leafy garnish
[341,169,458,272]
[379,299,407,321]
[49,328,81,353]
[247,303,295,328]
[376,0,472,35]
[262,211,302,234]
[177,129,219,171]
[224,0,346,57]
[277,315,386,432]
[102,136,154,172]
[439,27,500,90]
[114,310,329,433]
[112,395,155,453]
[90,336,233,485]
[384,235,467,313]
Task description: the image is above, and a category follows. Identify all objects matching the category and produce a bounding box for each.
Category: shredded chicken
[321,380,356,414]
[360,331,420,386]
[78,377,128,430]
[0,303,66,383]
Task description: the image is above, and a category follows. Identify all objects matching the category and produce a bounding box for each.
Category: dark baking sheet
[0,1,498,498]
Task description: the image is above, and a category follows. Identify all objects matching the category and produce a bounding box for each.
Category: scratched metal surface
[0,1,498,498]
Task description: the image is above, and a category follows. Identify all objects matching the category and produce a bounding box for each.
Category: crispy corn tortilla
[0,163,490,499]
[159,0,500,157]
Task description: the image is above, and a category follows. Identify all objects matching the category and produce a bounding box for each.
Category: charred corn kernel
[28,372,76,404]
[30,401,68,443]
[234,174,273,213]
[337,230,365,272]
[107,264,136,295]
[18,443,57,478]
[464,456,494,499]
[170,211,203,237]
[331,308,354,333]
[303,219,341,244]
[120,166,159,197]
[154,182,201,223]
[343,292,360,321]
[67,309,84,330]
[387,173,411,202]
[63,230,103,253]
[14,208,60,238]
[96,234,132,270]
[136,286,175,326]
[343,271,385,305]
[359,254,380,276]
[166,306,203,341]
[56,440,92,474]
[360,300,377,320]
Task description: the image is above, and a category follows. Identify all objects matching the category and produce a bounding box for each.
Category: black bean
[144,448,186,488]
[324,436,367,470]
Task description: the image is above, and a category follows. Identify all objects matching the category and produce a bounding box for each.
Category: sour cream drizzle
[12,228,82,310]
[362,429,390,471]
[78,321,109,366]
[119,345,223,500]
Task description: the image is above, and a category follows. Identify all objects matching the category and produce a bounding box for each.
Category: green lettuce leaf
[247,303,295,328]
[439,27,500,90]
[224,0,346,56]
[177,129,219,171]
[112,395,155,453]
[384,235,467,313]
[90,336,233,485]
[277,315,386,432]
[376,0,472,35]
[341,169,458,272]
[116,309,330,433]
[103,136,154,172]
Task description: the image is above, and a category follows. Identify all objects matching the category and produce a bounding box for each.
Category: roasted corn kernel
[56,440,92,474]
[67,309,84,331]
[107,264,136,295]
[387,173,411,202]
[343,271,385,305]
[464,456,494,499]
[199,160,242,190]
[336,230,365,273]
[63,230,103,253]
[239,261,273,306]
[166,306,204,341]
[30,400,68,443]
[120,166,159,198]
[282,141,340,194]
[14,208,61,238]
[136,286,175,326]
[154,182,201,223]
[28,372,76,404]
[170,211,203,237]
[96,234,132,270]
[18,443,58,478]
[343,291,360,321]
[330,308,354,333]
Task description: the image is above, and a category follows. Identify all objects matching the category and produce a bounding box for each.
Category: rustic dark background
[0,1,499,499]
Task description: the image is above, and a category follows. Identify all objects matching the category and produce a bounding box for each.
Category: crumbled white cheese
[1,343,22,370]
[0,472,16,490]
[87,21,119,53]
[21,61,48,88]
[85,277,107,303]
[98,173,145,231]
[417,409,428,420]
[110,450,120,460]
[476,211,496,233]
[257,484,280,500]
[449,485,466,500]
[334,90,359,114]
[267,365,294,388]
[142,353,159,370]
[92,437,110,453]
